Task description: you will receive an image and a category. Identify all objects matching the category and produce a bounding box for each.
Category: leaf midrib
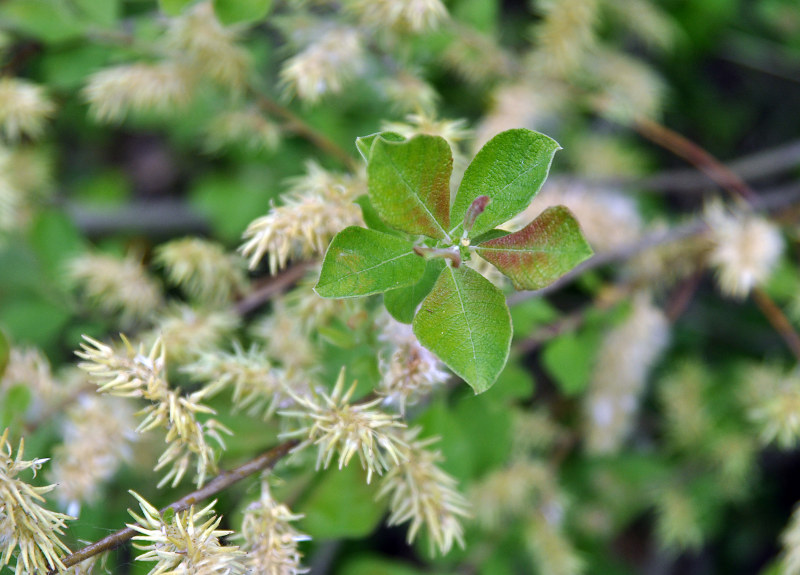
[449,156,545,237]
[385,152,448,239]
[449,266,478,381]
[321,249,418,288]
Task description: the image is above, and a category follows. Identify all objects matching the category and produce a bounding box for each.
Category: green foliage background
[1,0,800,574]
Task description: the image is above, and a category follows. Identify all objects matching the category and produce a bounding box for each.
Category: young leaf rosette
[316,129,593,394]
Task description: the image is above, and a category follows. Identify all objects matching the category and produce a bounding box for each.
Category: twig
[568,138,800,194]
[252,91,359,172]
[632,117,800,361]
[50,439,299,573]
[234,262,313,316]
[507,219,708,305]
[633,116,758,203]
[752,287,800,362]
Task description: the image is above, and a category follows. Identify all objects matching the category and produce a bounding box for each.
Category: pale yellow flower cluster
[530,0,599,77]
[705,200,784,299]
[128,492,246,575]
[49,395,137,515]
[378,315,450,414]
[166,1,250,91]
[185,343,289,420]
[68,252,164,326]
[146,304,240,364]
[583,293,670,454]
[348,0,448,33]
[280,369,408,483]
[77,335,231,487]
[744,364,800,449]
[0,78,55,141]
[156,238,248,306]
[280,27,365,103]
[85,1,249,123]
[525,511,585,575]
[377,428,471,555]
[0,429,73,575]
[84,62,194,124]
[239,483,310,575]
[240,162,364,273]
[204,109,281,153]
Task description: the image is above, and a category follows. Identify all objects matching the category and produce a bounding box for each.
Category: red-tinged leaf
[476,205,593,290]
[367,135,452,239]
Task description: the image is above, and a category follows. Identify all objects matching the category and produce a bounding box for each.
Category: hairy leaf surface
[476,205,593,290]
[368,135,452,239]
[413,265,511,393]
[451,129,560,238]
[316,227,426,297]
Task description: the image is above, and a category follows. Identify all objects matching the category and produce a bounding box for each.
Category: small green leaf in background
[159,0,196,16]
[450,129,561,238]
[298,464,386,539]
[541,330,602,396]
[384,258,445,324]
[73,0,119,26]
[212,0,272,25]
[510,298,559,338]
[476,205,593,290]
[338,555,448,575]
[413,265,511,394]
[367,135,453,239]
[0,0,86,43]
[0,330,8,380]
[316,227,427,297]
[1,385,32,436]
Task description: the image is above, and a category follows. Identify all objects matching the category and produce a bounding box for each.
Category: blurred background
[1,1,800,574]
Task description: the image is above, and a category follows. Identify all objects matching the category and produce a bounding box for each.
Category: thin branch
[51,439,299,573]
[508,184,800,305]
[752,287,800,363]
[251,90,359,172]
[234,262,313,316]
[507,219,708,305]
[633,116,759,203]
[569,138,800,193]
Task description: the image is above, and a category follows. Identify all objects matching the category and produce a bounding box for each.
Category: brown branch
[234,261,313,316]
[252,91,359,172]
[632,118,800,361]
[633,116,759,203]
[568,138,800,194]
[51,439,299,573]
[752,287,800,363]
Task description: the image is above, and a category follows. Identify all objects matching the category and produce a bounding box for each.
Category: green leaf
[413,264,511,393]
[159,0,195,16]
[338,555,447,575]
[476,205,593,290]
[1,385,32,434]
[450,129,561,238]
[355,131,405,162]
[541,330,602,396]
[368,135,453,239]
[73,0,119,26]
[354,195,397,235]
[212,0,272,24]
[316,227,426,298]
[0,330,8,380]
[0,0,86,43]
[298,465,386,539]
[384,258,445,324]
